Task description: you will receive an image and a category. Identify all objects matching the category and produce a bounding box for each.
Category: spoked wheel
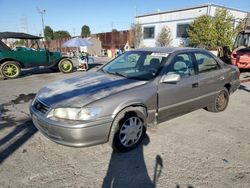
[58,58,73,73]
[206,88,229,112]
[109,107,147,152]
[119,116,144,148]
[0,61,21,79]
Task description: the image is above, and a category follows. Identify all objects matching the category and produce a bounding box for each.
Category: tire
[58,58,73,73]
[0,61,21,79]
[206,87,229,112]
[109,107,147,152]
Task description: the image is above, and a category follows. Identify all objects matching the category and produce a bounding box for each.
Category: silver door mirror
[161,73,181,83]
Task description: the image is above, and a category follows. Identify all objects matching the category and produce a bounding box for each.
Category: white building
[135,4,249,47]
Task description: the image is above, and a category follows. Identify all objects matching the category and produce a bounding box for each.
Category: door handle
[192,83,199,88]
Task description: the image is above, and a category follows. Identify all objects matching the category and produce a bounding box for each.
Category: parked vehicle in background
[0,32,74,79]
[30,47,240,152]
[231,28,250,69]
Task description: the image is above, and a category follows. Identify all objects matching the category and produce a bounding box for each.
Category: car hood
[37,71,147,107]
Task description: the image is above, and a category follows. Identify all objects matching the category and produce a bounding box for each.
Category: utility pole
[111,22,114,31]
[37,8,46,37]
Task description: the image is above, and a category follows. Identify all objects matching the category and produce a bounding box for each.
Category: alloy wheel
[119,116,143,147]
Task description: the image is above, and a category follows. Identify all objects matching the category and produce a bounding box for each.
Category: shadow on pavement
[0,93,36,130]
[0,120,37,164]
[176,184,194,188]
[102,135,163,188]
[239,85,250,93]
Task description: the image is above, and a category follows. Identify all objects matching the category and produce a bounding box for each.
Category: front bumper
[30,105,113,147]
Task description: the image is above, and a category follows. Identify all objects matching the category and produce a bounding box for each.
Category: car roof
[0,32,42,39]
[132,47,200,54]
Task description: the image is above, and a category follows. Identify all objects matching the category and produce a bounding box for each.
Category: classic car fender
[0,58,24,68]
[48,56,73,68]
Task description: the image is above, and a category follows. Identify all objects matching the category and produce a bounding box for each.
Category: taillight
[232,53,237,58]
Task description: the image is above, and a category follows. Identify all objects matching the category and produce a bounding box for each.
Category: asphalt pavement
[0,65,250,188]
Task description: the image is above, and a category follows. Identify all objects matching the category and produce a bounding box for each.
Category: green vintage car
[0,32,74,79]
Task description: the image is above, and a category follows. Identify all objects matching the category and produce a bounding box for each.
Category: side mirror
[161,73,181,83]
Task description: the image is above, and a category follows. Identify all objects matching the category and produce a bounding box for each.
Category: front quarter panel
[87,81,158,125]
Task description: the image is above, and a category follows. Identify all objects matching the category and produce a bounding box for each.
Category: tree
[213,8,234,47]
[81,25,91,37]
[44,26,54,41]
[53,30,71,39]
[188,15,217,49]
[14,39,25,46]
[129,23,142,48]
[112,29,118,32]
[156,26,172,47]
[188,8,235,49]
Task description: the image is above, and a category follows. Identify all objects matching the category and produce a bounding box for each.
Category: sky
[0,0,249,36]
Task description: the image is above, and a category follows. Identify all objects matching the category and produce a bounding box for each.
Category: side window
[167,53,194,77]
[194,53,219,73]
[143,27,155,39]
[176,24,190,38]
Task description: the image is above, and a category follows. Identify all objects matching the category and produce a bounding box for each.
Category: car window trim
[192,51,221,74]
[160,51,196,79]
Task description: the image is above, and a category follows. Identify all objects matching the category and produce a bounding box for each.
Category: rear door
[158,52,200,123]
[15,49,48,68]
[193,51,226,107]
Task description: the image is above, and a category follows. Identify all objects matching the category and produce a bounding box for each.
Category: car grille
[33,99,50,114]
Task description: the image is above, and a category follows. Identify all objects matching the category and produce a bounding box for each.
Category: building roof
[136,3,249,18]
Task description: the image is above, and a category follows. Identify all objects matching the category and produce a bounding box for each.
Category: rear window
[194,53,219,73]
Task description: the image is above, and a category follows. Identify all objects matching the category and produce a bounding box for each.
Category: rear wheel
[206,88,229,112]
[0,61,21,79]
[109,107,146,152]
[58,58,73,73]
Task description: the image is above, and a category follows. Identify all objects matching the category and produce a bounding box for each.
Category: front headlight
[48,107,102,121]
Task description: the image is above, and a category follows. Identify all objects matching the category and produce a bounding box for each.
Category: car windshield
[101,51,168,80]
[233,33,250,49]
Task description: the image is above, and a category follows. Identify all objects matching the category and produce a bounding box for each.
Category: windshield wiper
[102,70,128,78]
[99,68,106,73]
[114,72,128,78]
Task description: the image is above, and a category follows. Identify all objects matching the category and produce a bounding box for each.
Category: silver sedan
[30,47,240,152]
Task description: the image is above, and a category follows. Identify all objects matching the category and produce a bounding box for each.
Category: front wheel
[0,61,21,79]
[109,107,147,152]
[58,58,73,73]
[206,88,229,112]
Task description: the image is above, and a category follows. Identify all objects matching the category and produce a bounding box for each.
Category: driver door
[158,52,200,123]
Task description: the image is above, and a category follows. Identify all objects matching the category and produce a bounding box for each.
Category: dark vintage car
[0,32,73,79]
[30,47,240,152]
